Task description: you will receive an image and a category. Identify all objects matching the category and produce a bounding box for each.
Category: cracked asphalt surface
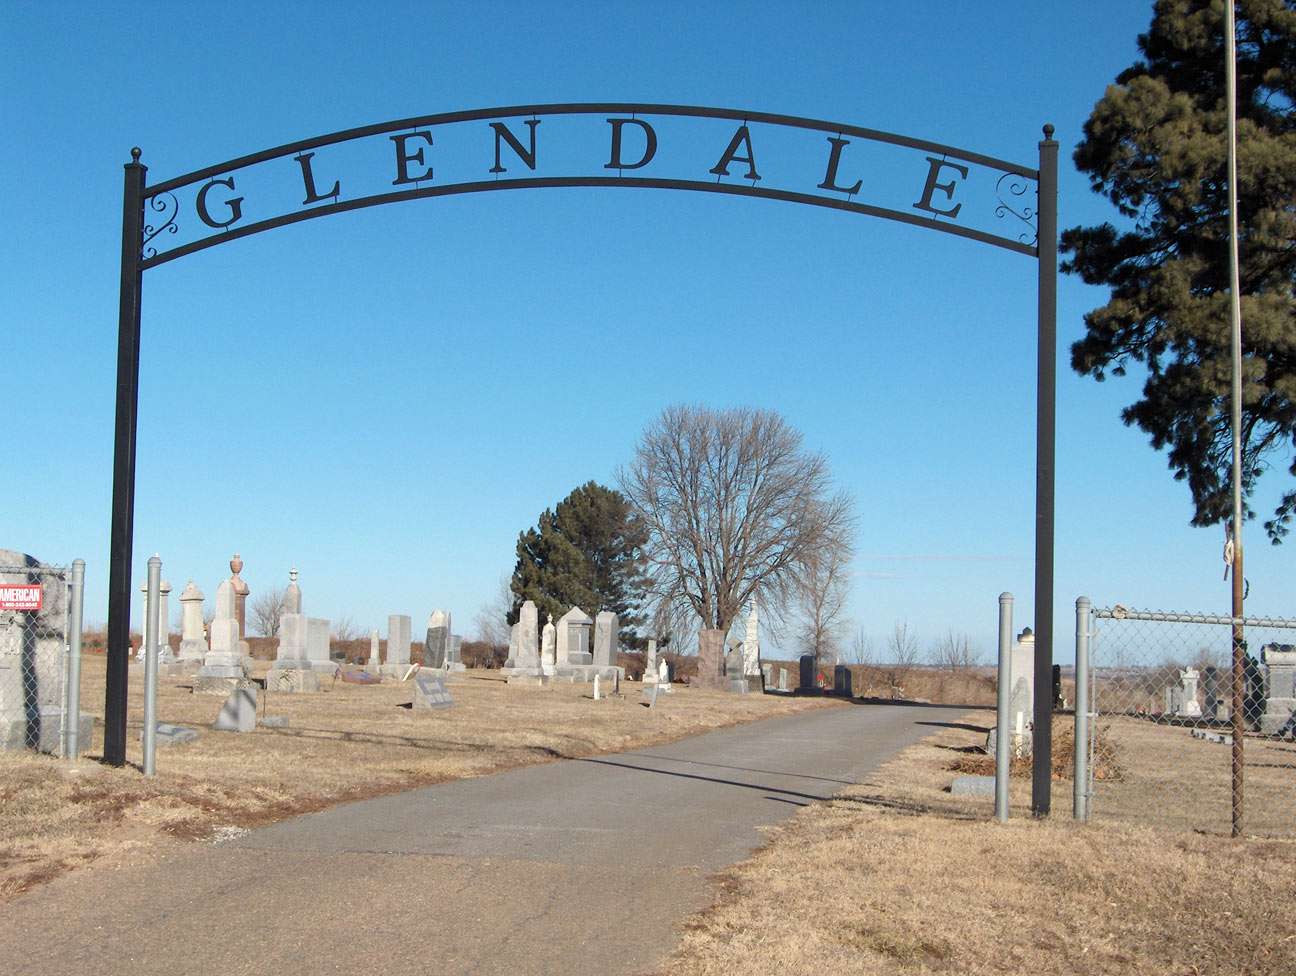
[0,700,955,976]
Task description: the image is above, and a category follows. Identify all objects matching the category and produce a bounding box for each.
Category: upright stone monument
[726,639,750,694]
[0,550,92,753]
[555,607,594,666]
[227,554,251,658]
[1259,644,1296,734]
[799,654,817,691]
[366,628,382,674]
[268,567,321,690]
[1009,628,1035,741]
[643,638,659,684]
[505,622,520,670]
[1177,667,1203,718]
[506,601,547,686]
[446,634,465,672]
[195,580,253,694]
[541,615,557,674]
[424,610,451,669]
[136,578,174,663]
[743,602,762,677]
[175,580,207,672]
[382,614,412,677]
[695,629,728,690]
[593,611,619,669]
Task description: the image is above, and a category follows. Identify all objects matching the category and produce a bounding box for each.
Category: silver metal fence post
[1074,597,1090,821]
[66,559,85,760]
[142,554,161,776]
[996,592,1013,822]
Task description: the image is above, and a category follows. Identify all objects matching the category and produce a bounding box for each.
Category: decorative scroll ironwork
[995,172,1037,246]
[142,192,178,259]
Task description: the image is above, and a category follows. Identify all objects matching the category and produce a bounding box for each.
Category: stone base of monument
[507,668,550,687]
[1258,697,1296,734]
[0,709,94,755]
[161,659,203,677]
[194,675,258,696]
[549,665,626,684]
[380,663,415,680]
[266,668,321,693]
[308,660,338,674]
[729,678,751,694]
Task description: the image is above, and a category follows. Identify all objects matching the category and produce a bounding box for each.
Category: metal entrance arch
[109,103,1059,811]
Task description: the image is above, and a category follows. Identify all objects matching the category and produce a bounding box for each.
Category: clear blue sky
[4,1,1290,660]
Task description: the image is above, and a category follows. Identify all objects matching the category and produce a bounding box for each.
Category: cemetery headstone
[798,654,816,691]
[833,664,853,697]
[283,566,302,614]
[643,639,659,684]
[541,616,557,673]
[743,602,762,677]
[413,671,454,709]
[196,580,255,694]
[446,633,465,672]
[555,607,594,666]
[1258,644,1296,734]
[505,622,520,670]
[149,723,198,746]
[593,611,618,668]
[1177,667,1203,718]
[506,601,547,686]
[778,667,788,692]
[695,629,728,690]
[382,614,412,677]
[136,577,174,663]
[424,610,450,668]
[213,687,257,733]
[366,628,381,674]
[175,579,207,671]
[226,554,251,658]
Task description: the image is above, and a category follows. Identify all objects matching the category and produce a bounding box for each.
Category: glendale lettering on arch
[139,105,1038,267]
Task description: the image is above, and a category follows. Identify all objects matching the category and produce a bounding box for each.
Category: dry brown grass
[0,653,834,900]
[654,708,1296,976]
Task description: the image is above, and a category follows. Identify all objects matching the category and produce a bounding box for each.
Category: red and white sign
[0,584,43,610]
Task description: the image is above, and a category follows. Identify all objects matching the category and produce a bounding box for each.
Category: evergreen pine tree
[509,482,649,641]
[1062,0,1296,540]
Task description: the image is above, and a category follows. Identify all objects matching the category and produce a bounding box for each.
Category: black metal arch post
[104,107,1059,813]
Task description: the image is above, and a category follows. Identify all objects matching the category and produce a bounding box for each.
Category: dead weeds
[654,707,1296,976]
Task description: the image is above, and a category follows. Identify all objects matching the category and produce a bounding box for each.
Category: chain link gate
[1078,603,1296,837]
[0,561,72,755]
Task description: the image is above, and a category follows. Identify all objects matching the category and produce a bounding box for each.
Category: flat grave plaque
[413,672,454,709]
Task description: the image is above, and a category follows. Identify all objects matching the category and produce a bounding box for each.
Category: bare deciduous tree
[249,584,286,637]
[332,614,360,642]
[932,629,978,673]
[844,626,874,666]
[884,620,921,691]
[795,536,853,669]
[618,404,855,638]
[473,575,514,647]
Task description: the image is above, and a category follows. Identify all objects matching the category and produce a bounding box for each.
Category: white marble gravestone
[175,579,207,672]
[382,614,412,677]
[643,638,659,683]
[593,611,618,668]
[136,578,174,663]
[743,602,762,676]
[555,607,593,666]
[195,580,253,694]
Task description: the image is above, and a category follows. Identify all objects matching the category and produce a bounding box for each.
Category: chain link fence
[1081,604,1296,837]
[0,560,72,754]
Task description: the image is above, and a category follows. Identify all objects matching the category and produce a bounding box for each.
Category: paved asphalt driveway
[0,700,959,976]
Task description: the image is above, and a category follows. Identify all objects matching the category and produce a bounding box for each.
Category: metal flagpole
[1225,1,1246,838]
